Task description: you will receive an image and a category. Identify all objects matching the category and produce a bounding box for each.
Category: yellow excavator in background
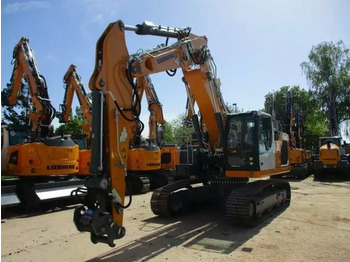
[57,68,179,193]
[126,75,179,194]
[285,92,313,179]
[73,20,291,247]
[315,136,349,178]
[314,92,349,178]
[57,64,92,176]
[344,142,350,155]
[1,37,79,208]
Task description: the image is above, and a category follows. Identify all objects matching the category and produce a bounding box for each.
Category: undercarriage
[151,178,291,226]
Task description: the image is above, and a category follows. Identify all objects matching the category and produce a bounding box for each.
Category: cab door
[257,116,275,171]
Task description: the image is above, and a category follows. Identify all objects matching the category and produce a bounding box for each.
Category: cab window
[259,117,272,154]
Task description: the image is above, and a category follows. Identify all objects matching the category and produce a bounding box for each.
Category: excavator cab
[225,111,289,177]
[226,111,274,171]
[1,126,29,172]
[6,126,30,146]
[319,137,342,148]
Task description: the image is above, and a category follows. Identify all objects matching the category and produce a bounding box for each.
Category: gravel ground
[1,175,350,262]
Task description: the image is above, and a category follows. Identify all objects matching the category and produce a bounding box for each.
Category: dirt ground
[1,175,350,262]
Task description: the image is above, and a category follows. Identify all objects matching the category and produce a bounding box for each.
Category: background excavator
[126,75,179,194]
[315,136,349,178]
[314,92,349,178]
[73,20,291,247]
[57,64,92,176]
[1,37,79,208]
[285,92,313,179]
[57,67,179,194]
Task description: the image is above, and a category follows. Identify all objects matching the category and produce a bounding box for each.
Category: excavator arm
[74,21,141,247]
[127,29,228,151]
[57,64,92,141]
[184,78,196,122]
[128,75,165,147]
[142,76,165,146]
[1,37,55,141]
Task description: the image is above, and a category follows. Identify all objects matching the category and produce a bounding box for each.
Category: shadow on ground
[86,202,287,262]
[313,173,350,183]
[1,197,80,220]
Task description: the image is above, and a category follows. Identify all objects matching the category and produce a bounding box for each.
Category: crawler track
[126,175,150,195]
[226,179,291,226]
[150,179,193,216]
[151,178,248,217]
[151,178,291,227]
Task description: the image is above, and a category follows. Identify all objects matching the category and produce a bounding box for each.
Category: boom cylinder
[123,21,190,38]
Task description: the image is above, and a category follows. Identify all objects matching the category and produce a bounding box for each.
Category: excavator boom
[1,37,55,140]
[142,76,165,145]
[57,64,92,140]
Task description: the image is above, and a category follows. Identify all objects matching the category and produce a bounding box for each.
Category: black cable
[137,118,144,134]
[166,69,177,76]
[118,194,132,209]
[164,37,177,77]
[187,41,208,65]
[39,74,50,98]
[126,58,142,116]
[70,186,88,198]
[110,57,142,122]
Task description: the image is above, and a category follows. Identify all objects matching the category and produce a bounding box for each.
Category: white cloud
[45,53,59,63]
[78,0,120,35]
[3,1,49,14]
[92,14,104,24]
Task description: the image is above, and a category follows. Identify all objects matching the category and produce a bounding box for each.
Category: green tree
[264,86,328,150]
[54,106,88,137]
[168,104,244,146]
[75,106,86,121]
[301,40,350,136]
[75,105,91,125]
[54,116,85,136]
[170,113,194,145]
[1,82,30,127]
[163,121,175,144]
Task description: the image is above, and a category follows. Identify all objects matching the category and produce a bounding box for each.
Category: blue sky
[1,0,350,138]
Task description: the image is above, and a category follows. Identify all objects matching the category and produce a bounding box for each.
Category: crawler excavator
[314,92,349,178]
[57,67,178,193]
[126,75,180,194]
[1,37,79,208]
[285,92,313,179]
[73,20,291,247]
[57,64,92,176]
[146,79,180,182]
[314,136,349,178]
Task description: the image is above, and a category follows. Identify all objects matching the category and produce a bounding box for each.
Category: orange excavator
[314,91,349,178]
[73,20,291,247]
[285,92,313,179]
[126,75,179,194]
[58,68,179,193]
[57,64,92,176]
[1,37,79,207]
[143,77,180,177]
[315,136,349,178]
